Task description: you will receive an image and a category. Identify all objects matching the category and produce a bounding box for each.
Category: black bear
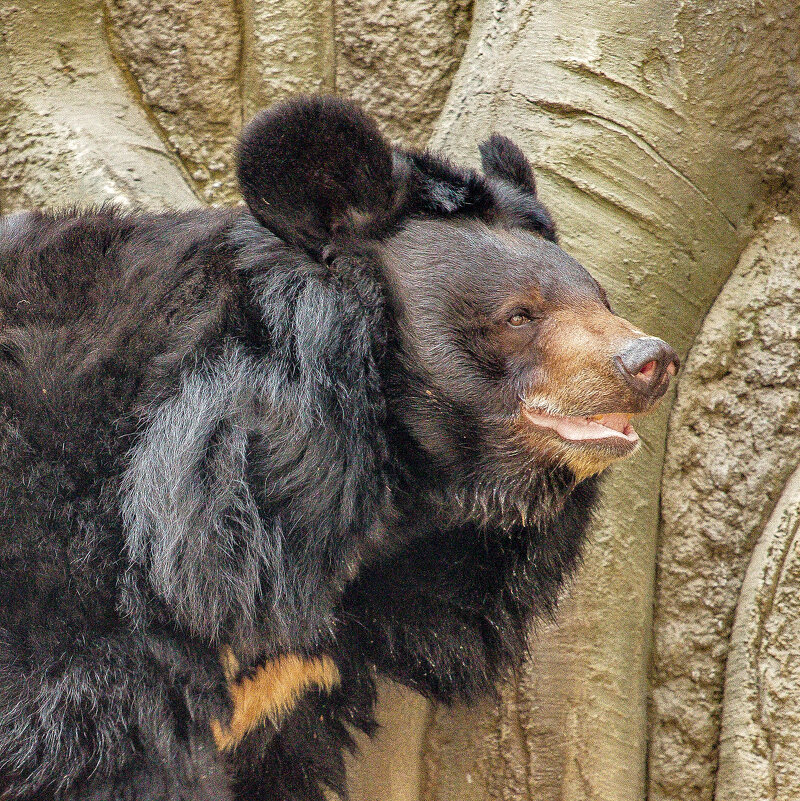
[0,96,678,800]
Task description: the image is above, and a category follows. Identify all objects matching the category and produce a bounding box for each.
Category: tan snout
[535,304,679,415]
[519,303,680,479]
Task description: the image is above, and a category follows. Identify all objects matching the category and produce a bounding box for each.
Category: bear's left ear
[237,95,394,258]
[478,134,537,195]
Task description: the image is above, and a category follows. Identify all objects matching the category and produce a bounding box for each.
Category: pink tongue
[524,411,639,443]
[552,417,624,441]
[594,413,631,434]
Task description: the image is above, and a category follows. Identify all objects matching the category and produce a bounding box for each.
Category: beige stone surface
[101,0,471,203]
[335,0,472,148]
[345,681,434,801]
[104,0,243,204]
[651,215,800,801]
[239,0,335,121]
[0,0,199,213]
[716,464,800,801]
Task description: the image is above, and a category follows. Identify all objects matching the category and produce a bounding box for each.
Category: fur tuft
[393,148,494,218]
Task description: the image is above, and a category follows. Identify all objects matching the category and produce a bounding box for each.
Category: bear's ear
[237,95,394,257]
[478,134,537,195]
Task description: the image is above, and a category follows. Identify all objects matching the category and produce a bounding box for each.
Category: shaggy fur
[0,95,642,800]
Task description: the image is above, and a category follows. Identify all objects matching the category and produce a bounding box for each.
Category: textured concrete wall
[2,2,800,800]
[0,0,200,211]
[105,0,244,203]
[718,461,800,801]
[652,216,800,801]
[334,0,471,148]
[0,0,470,212]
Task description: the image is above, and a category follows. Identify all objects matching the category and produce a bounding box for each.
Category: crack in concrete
[554,59,686,120]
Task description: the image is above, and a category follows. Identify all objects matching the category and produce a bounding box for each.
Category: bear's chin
[416,457,582,532]
[516,407,645,481]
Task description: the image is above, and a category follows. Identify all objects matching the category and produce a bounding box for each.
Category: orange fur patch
[212,649,340,752]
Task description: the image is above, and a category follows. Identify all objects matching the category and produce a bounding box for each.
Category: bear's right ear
[237,95,394,258]
[478,134,537,195]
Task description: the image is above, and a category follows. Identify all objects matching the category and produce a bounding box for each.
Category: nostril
[638,360,657,379]
[615,337,679,397]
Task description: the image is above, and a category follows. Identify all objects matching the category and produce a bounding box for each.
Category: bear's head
[237,96,678,516]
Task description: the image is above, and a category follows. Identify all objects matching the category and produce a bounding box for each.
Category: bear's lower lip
[522,409,639,452]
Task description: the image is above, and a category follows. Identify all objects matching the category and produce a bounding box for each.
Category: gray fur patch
[428,182,467,213]
[121,345,288,642]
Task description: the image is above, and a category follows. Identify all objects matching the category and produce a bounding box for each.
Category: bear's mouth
[522,409,639,454]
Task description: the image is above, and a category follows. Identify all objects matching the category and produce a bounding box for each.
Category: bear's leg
[0,626,234,801]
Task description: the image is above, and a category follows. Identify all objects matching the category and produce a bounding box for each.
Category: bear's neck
[386,406,598,536]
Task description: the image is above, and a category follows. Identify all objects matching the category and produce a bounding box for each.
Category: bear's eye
[508,312,531,327]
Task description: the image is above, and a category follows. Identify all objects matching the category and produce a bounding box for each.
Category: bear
[0,95,678,801]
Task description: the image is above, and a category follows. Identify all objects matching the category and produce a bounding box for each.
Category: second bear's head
[237,95,678,484]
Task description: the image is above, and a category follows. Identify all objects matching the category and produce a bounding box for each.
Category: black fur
[237,96,394,258]
[479,133,537,192]
[0,96,602,800]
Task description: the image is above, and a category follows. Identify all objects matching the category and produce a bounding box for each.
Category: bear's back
[0,206,244,643]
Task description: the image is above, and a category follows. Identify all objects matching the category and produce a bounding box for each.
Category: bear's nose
[614,337,679,399]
